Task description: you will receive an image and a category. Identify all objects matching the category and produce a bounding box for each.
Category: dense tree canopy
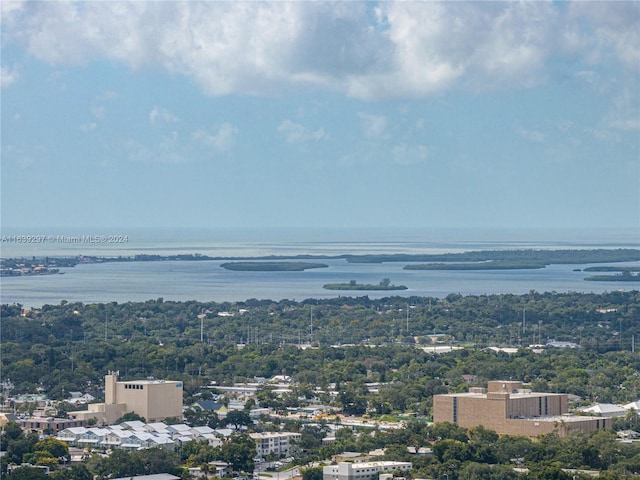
[2,291,639,400]
[2,291,640,478]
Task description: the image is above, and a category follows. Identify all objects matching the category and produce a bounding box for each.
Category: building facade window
[453,398,458,423]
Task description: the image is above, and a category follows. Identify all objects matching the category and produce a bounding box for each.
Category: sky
[1,1,639,234]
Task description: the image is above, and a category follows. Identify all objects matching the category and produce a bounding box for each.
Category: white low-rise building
[249,432,301,458]
[623,401,640,412]
[56,422,214,451]
[579,403,627,417]
[323,462,412,480]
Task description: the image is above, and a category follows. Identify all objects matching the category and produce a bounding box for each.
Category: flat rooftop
[119,379,181,385]
[518,415,608,423]
[438,391,565,398]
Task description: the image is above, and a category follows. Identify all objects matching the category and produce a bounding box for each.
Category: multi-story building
[69,372,183,425]
[16,417,85,434]
[323,462,412,480]
[248,432,301,458]
[433,380,610,438]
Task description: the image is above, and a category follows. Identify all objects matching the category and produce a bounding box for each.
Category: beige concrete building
[17,417,86,434]
[433,380,610,438]
[69,372,183,425]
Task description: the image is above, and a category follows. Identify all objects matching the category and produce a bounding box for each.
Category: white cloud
[1,1,637,99]
[80,122,97,133]
[124,140,151,163]
[586,127,621,144]
[556,121,574,133]
[356,1,557,98]
[1,143,43,169]
[565,1,640,70]
[91,105,105,120]
[358,112,387,139]
[277,120,327,144]
[604,88,640,132]
[1,66,19,88]
[607,118,640,132]
[192,123,238,151]
[18,156,34,169]
[1,0,24,15]
[125,133,185,164]
[392,143,428,165]
[149,106,178,126]
[517,127,546,143]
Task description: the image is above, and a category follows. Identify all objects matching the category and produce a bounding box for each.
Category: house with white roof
[146,422,170,433]
[103,430,135,449]
[191,425,215,436]
[166,423,192,436]
[66,392,96,405]
[579,403,627,417]
[57,420,239,452]
[57,427,88,446]
[195,433,223,448]
[214,428,235,438]
[121,420,147,430]
[56,426,96,448]
[623,401,640,412]
[136,432,175,450]
[188,462,232,478]
[79,428,107,447]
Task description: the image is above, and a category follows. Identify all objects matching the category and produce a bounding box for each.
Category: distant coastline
[584,272,640,282]
[3,245,640,307]
[2,248,639,279]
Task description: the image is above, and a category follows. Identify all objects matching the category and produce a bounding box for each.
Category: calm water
[1,227,639,308]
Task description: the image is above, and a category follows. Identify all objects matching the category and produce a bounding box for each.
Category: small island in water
[583,266,640,282]
[220,261,328,272]
[323,278,408,291]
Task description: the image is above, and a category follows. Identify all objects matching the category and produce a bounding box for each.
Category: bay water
[1,227,638,308]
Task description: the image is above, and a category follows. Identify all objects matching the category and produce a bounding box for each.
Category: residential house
[578,403,626,417]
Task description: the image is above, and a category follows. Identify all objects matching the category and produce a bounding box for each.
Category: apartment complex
[433,380,610,437]
[323,462,412,480]
[56,421,224,451]
[249,432,301,458]
[69,372,183,425]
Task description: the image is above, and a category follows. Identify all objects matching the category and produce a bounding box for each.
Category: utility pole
[538,320,542,345]
[406,304,410,333]
[620,318,623,350]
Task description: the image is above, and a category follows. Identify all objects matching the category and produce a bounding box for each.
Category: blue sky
[1,1,639,232]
